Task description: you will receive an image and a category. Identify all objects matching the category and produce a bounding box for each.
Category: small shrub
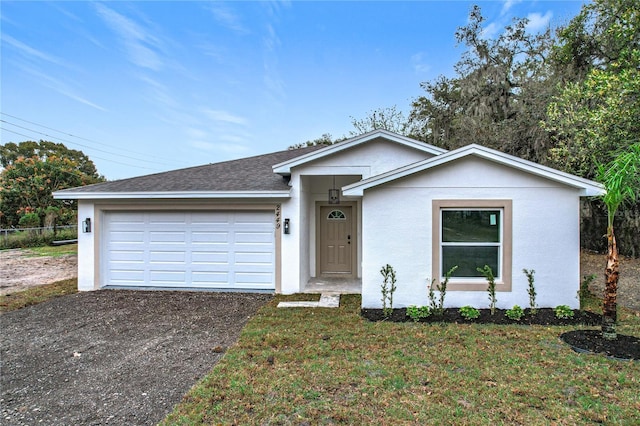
[505,305,524,321]
[406,305,431,322]
[459,305,480,320]
[579,274,597,303]
[523,268,537,314]
[477,265,497,315]
[554,305,575,319]
[0,227,77,249]
[428,265,457,316]
[380,264,397,319]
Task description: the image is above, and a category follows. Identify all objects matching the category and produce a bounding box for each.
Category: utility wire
[1,119,174,168]
[1,128,162,171]
[0,112,192,167]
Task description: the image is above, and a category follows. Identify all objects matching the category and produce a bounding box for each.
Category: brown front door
[319,205,353,275]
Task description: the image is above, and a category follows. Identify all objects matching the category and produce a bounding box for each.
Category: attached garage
[102,211,275,291]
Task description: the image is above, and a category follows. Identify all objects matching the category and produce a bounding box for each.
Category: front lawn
[0,278,78,313]
[26,243,78,257]
[164,295,640,425]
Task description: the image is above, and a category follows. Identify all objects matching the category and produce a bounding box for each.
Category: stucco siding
[297,137,433,179]
[361,158,582,309]
[77,201,96,291]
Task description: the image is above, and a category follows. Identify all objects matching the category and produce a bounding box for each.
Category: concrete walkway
[277,293,340,308]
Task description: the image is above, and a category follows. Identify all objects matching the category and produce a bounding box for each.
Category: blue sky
[1,1,585,180]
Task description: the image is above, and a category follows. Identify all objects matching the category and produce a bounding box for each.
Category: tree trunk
[602,226,618,340]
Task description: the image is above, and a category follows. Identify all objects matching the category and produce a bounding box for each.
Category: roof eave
[342,144,606,196]
[52,190,292,200]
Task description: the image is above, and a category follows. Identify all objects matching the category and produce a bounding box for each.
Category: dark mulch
[560,330,640,361]
[361,307,601,326]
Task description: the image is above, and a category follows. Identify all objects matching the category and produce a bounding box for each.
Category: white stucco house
[54,129,604,309]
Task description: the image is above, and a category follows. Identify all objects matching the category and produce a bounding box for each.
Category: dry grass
[163,294,640,425]
[0,278,78,313]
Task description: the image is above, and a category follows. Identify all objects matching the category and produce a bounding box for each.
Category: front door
[319,205,353,275]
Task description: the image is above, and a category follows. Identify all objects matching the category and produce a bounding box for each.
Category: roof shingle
[56,145,324,194]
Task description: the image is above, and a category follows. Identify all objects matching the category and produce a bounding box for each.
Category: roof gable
[343,144,605,197]
[272,129,447,174]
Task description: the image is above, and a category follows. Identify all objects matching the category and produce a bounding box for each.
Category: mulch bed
[362,308,639,361]
[560,330,640,361]
[361,307,601,325]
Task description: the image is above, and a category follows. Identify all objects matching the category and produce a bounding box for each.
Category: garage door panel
[109,250,145,262]
[104,211,274,290]
[149,270,186,282]
[235,232,272,243]
[191,231,229,243]
[109,231,145,243]
[110,269,145,281]
[149,251,185,263]
[191,251,229,264]
[235,252,273,265]
[149,231,186,243]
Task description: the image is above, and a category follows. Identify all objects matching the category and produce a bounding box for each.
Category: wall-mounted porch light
[328,175,340,204]
[82,218,92,233]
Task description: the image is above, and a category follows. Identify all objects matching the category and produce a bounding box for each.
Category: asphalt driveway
[0,290,271,425]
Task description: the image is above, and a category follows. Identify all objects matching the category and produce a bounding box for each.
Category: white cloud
[525,11,553,33]
[501,0,522,17]
[202,109,248,126]
[2,34,69,67]
[410,52,431,74]
[19,64,107,111]
[207,3,249,34]
[190,140,250,155]
[481,22,501,39]
[94,3,163,71]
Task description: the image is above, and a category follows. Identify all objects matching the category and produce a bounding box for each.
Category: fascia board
[272,130,447,174]
[52,190,292,200]
[343,144,605,197]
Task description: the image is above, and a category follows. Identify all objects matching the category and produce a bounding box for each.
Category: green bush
[459,305,480,320]
[554,305,575,319]
[0,227,77,250]
[406,305,431,322]
[505,305,524,321]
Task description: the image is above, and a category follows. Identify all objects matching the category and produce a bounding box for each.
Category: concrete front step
[277,293,340,308]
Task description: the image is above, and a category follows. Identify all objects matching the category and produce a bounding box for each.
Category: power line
[1,128,162,171]
[0,112,192,167]
[1,119,174,169]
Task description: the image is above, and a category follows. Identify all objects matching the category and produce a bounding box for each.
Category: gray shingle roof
[56,145,324,194]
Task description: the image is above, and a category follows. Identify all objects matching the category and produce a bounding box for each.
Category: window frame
[432,200,512,291]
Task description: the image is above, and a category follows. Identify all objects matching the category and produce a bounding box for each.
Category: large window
[432,200,512,291]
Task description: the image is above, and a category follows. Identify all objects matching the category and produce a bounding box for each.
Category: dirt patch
[0,290,272,425]
[581,250,640,312]
[0,249,77,296]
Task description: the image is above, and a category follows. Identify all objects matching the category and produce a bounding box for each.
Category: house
[54,130,604,309]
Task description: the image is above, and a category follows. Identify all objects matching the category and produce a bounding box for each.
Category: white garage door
[103,211,275,290]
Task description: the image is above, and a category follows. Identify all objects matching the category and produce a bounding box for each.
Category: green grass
[25,243,78,257]
[163,295,640,425]
[0,278,78,313]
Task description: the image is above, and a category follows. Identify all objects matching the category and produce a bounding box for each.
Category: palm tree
[598,143,640,340]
